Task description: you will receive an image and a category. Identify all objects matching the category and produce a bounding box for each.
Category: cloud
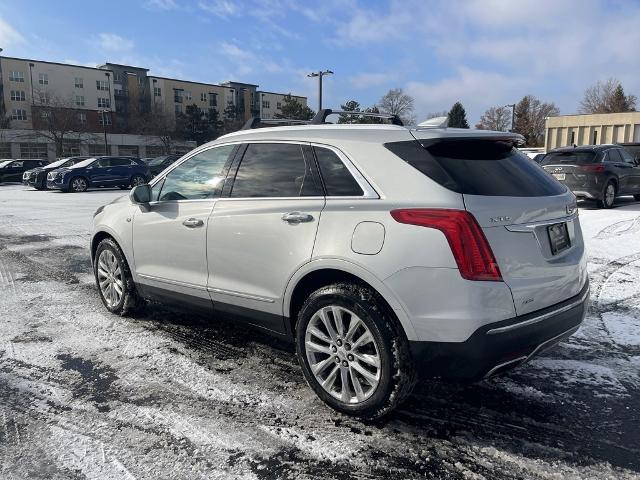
[97,33,134,52]
[348,72,398,89]
[0,17,24,47]
[198,0,240,18]
[144,0,177,10]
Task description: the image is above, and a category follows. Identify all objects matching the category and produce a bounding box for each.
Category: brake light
[390,209,502,281]
[579,164,605,172]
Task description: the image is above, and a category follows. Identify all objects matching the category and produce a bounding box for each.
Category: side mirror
[130,184,151,204]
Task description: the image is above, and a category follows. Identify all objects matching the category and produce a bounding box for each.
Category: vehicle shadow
[579,196,640,211]
[136,302,640,474]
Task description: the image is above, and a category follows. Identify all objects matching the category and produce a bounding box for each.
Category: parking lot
[0,184,639,479]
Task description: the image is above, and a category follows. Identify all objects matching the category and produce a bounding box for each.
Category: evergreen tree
[447,102,469,128]
[274,94,315,120]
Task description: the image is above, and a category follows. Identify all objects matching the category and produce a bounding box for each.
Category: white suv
[91,123,589,418]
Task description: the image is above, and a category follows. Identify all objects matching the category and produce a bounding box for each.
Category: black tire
[295,282,415,419]
[70,176,88,192]
[93,238,143,316]
[597,180,616,208]
[634,194,640,201]
[130,175,146,188]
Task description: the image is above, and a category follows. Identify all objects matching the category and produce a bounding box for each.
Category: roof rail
[241,116,311,130]
[310,109,404,126]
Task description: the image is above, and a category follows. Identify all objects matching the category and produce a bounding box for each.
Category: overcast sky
[1,0,639,123]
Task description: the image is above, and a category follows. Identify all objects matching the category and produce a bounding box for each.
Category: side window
[158,145,235,201]
[111,158,131,167]
[606,150,622,163]
[96,158,110,168]
[150,178,164,202]
[10,161,23,168]
[230,143,322,198]
[619,149,635,164]
[314,147,364,196]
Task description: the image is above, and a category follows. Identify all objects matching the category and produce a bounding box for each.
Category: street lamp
[307,70,333,111]
[504,104,516,132]
[100,108,111,154]
[29,62,35,105]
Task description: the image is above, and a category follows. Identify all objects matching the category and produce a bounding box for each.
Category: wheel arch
[284,259,417,341]
[90,227,130,267]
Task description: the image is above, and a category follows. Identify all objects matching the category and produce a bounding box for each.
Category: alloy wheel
[97,249,124,308]
[605,183,615,207]
[305,305,381,404]
[72,178,87,192]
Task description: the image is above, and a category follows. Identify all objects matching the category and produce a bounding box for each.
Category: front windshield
[46,158,72,169]
[70,157,97,168]
[149,156,168,166]
[0,161,11,168]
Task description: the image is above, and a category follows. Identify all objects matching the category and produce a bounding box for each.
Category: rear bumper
[409,279,590,380]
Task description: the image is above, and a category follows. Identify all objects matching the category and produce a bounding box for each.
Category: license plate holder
[548,222,570,255]
[552,173,565,181]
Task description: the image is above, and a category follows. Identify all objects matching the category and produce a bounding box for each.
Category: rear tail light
[579,164,605,172]
[390,209,502,281]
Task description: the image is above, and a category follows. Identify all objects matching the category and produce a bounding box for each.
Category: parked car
[0,159,48,183]
[620,142,640,162]
[147,154,182,177]
[540,144,640,208]
[23,156,91,190]
[91,124,588,418]
[47,156,150,192]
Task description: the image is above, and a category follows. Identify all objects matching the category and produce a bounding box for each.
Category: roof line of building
[549,111,640,118]
[150,75,235,90]
[258,91,305,99]
[99,63,150,72]
[0,55,113,73]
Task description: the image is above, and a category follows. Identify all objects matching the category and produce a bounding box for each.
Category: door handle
[282,212,314,224]
[182,218,204,228]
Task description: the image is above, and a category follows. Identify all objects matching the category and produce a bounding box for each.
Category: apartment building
[0,54,307,160]
[0,56,116,131]
[545,112,640,150]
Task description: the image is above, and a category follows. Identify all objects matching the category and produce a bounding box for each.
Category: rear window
[541,151,598,165]
[385,139,566,197]
[314,147,364,196]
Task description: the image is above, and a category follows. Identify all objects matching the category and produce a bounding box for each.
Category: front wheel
[296,283,415,419]
[130,175,146,188]
[70,176,88,192]
[597,181,616,208]
[94,238,143,315]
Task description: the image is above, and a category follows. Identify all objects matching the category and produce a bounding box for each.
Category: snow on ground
[0,184,639,479]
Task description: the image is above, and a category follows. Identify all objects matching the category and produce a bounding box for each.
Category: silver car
[91,124,589,418]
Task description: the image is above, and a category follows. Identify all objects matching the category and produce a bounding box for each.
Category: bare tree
[476,106,511,131]
[133,104,179,154]
[378,88,415,125]
[579,78,637,114]
[513,95,560,146]
[29,92,94,156]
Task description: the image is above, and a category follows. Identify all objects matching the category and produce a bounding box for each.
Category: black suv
[23,156,91,190]
[541,145,640,208]
[0,159,48,183]
[147,154,181,177]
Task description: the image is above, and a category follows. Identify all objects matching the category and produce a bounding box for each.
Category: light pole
[29,62,35,105]
[100,108,111,154]
[504,103,516,132]
[260,93,264,118]
[307,70,333,111]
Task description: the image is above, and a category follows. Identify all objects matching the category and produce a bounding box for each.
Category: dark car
[147,154,181,177]
[540,144,640,208]
[0,159,48,183]
[47,156,150,192]
[23,156,91,190]
[620,143,640,162]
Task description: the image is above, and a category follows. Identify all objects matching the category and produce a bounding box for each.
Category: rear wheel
[296,283,415,419]
[94,238,143,315]
[70,176,88,192]
[634,194,640,201]
[597,181,616,208]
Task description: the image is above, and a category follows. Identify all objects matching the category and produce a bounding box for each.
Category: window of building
[96,80,109,91]
[38,92,51,104]
[200,92,207,102]
[88,144,111,156]
[19,143,48,159]
[0,143,11,158]
[114,89,125,97]
[158,145,235,201]
[593,131,598,144]
[174,89,184,103]
[62,140,81,156]
[154,87,162,97]
[118,145,139,157]
[11,109,27,121]
[146,146,166,157]
[175,104,183,114]
[75,95,85,106]
[98,113,112,126]
[209,93,217,107]
[39,73,49,85]
[570,131,575,145]
[77,112,87,124]
[98,98,111,108]
[114,73,122,83]
[75,77,84,88]
[9,71,25,82]
[185,91,192,101]
[10,90,26,101]
[231,143,321,198]
[277,102,282,109]
[41,111,51,120]
[314,147,364,196]
[138,76,145,86]
[262,100,270,109]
